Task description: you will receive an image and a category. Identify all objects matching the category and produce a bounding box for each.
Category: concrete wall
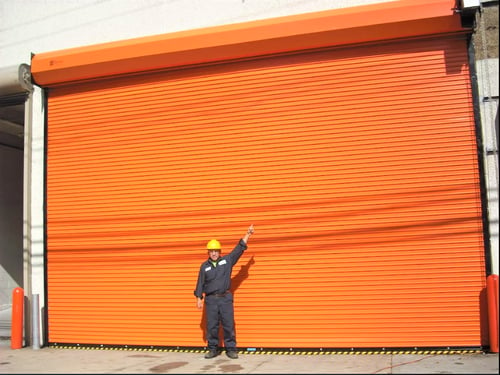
[473,2,499,275]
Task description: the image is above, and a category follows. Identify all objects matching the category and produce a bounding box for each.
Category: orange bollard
[11,287,24,349]
[487,274,499,353]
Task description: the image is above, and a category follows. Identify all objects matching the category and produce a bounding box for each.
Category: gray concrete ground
[0,340,498,374]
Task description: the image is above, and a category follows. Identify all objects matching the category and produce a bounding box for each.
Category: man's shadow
[199,255,255,344]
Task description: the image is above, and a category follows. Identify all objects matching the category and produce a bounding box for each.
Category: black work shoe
[204,350,218,359]
[226,350,238,359]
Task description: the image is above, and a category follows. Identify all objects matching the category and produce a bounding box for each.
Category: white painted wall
[476,58,499,275]
[0,0,395,67]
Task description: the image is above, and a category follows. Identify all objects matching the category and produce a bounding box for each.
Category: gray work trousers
[205,292,236,351]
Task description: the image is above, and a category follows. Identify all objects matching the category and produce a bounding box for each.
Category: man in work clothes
[194,224,255,359]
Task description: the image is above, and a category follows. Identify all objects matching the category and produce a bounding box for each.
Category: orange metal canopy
[30,0,467,86]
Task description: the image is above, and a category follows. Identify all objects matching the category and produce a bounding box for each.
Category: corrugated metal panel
[46,35,486,348]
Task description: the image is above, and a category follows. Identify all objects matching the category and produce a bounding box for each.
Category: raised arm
[242,224,255,244]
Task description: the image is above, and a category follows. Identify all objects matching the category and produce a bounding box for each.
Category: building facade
[0,0,498,351]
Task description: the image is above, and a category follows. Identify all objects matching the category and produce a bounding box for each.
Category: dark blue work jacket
[194,239,247,299]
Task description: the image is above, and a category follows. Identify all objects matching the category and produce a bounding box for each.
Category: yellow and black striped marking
[49,344,485,355]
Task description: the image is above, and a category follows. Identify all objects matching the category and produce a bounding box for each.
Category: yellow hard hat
[206,239,221,251]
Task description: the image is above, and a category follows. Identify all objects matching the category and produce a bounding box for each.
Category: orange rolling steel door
[45,34,486,349]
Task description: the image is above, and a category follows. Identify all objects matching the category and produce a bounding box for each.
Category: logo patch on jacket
[219,259,227,266]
